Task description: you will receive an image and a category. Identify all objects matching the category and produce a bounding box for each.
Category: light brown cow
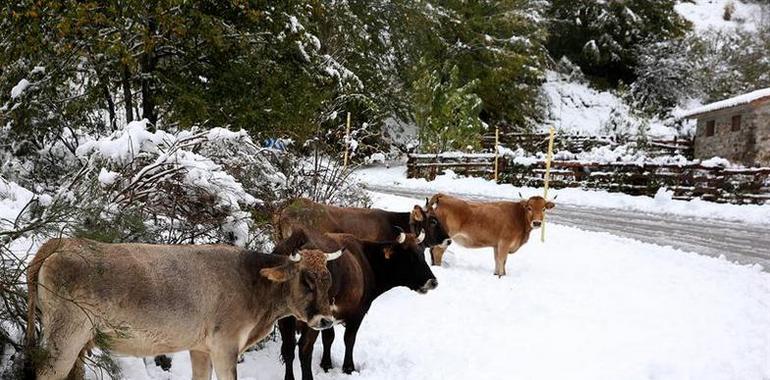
[26,237,341,380]
[426,193,555,276]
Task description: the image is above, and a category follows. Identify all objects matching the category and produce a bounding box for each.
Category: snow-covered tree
[547,0,691,88]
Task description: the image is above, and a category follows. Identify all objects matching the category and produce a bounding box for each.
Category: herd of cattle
[25,193,556,380]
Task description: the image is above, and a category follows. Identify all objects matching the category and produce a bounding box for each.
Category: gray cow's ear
[260,264,297,283]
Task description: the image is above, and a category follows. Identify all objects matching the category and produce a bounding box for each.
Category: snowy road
[362,184,770,269]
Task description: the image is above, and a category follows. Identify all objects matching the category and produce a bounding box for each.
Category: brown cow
[427,193,555,276]
[274,198,451,249]
[26,236,341,380]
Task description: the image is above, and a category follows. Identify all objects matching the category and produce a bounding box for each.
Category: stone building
[679,88,770,167]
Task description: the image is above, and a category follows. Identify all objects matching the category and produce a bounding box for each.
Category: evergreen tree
[547,0,690,88]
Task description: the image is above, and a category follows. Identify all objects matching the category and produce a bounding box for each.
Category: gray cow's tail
[25,238,64,350]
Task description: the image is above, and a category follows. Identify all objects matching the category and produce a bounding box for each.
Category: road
[363,184,770,269]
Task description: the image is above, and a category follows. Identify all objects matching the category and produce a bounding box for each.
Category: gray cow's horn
[416,230,426,244]
[397,232,407,244]
[325,249,343,261]
[288,252,302,262]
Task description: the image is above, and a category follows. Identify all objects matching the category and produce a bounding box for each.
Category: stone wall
[693,101,770,166]
[753,102,770,166]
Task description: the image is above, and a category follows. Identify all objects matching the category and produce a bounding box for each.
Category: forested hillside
[2,1,768,154]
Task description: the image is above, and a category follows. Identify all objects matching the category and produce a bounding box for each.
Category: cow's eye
[430,219,438,225]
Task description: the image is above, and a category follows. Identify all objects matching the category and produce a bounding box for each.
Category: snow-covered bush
[71,120,277,248]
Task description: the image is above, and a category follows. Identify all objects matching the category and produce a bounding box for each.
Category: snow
[700,156,731,168]
[116,193,770,380]
[10,79,30,99]
[206,127,248,141]
[0,177,34,224]
[354,165,770,225]
[76,120,168,163]
[676,87,770,118]
[540,71,677,137]
[97,168,119,187]
[675,0,765,32]
[0,178,41,260]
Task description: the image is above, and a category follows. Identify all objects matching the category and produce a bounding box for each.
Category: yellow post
[494,126,500,183]
[541,127,555,242]
[343,112,351,171]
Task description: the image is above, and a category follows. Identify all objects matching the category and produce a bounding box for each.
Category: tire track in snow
[363,184,770,269]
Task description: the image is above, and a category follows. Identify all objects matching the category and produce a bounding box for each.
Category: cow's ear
[411,206,425,222]
[260,265,297,283]
[545,201,555,209]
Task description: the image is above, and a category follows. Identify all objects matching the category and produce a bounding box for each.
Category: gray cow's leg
[190,350,212,380]
[38,313,92,380]
[210,348,238,380]
[278,317,298,380]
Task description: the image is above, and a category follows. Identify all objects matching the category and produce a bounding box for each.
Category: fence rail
[406,154,770,205]
[482,132,694,159]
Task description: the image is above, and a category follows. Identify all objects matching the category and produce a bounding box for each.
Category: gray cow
[26,236,341,380]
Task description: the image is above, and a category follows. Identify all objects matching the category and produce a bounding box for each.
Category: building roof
[676,88,770,119]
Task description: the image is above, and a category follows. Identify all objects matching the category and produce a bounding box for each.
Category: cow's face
[382,232,438,294]
[260,249,341,330]
[521,196,555,229]
[412,204,451,248]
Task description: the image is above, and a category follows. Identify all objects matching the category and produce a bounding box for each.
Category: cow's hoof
[154,355,172,371]
[320,359,333,372]
[343,364,356,374]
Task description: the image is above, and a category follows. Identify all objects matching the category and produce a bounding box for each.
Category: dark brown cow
[274,198,451,249]
[273,228,437,380]
[426,193,555,276]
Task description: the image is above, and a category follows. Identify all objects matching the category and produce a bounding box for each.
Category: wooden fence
[482,132,694,159]
[406,154,770,204]
[407,153,498,181]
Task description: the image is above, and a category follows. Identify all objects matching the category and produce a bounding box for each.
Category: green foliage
[414,64,484,153]
[411,0,548,128]
[547,0,691,88]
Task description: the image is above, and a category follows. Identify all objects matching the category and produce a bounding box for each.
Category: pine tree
[547,0,691,88]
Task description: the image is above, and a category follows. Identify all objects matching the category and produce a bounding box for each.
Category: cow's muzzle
[308,315,336,330]
[418,279,438,294]
[531,220,542,228]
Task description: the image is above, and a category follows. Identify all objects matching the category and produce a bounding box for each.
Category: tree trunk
[99,74,116,130]
[141,15,158,127]
[122,64,134,123]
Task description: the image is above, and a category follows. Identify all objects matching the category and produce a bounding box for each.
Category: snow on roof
[677,88,770,118]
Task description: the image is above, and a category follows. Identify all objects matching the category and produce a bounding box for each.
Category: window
[731,115,741,131]
[705,120,715,137]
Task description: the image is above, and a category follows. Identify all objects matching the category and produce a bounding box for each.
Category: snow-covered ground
[540,70,679,137]
[676,0,766,32]
[355,165,770,225]
[115,192,770,380]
